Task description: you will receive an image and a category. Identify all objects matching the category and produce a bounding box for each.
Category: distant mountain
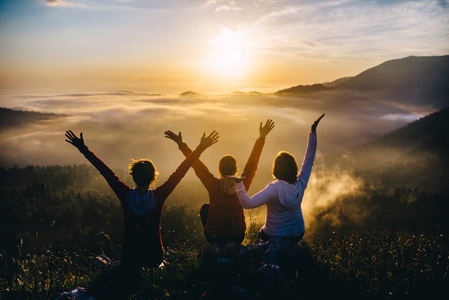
[336,107,449,190]
[335,56,449,108]
[0,107,67,129]
[322,77,353,87]
[180,91,201,96]
[276,84,328,95]
[276,55,449,109]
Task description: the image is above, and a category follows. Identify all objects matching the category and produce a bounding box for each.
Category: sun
[206,28,252,78]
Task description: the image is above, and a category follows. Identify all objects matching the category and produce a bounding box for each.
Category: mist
[0,90,432,234]
[0,91,424,170]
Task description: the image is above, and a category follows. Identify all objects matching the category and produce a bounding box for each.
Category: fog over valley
[0,91,426,169]
[1,56,448,234]
[1,1,448,296]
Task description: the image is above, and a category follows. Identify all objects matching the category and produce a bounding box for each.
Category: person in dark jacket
[65,130,218,273]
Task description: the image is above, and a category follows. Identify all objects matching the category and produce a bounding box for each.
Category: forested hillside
[0,165,207,257]
[0,107,67,129]
[337,106,449,189]
[1,162,448,299]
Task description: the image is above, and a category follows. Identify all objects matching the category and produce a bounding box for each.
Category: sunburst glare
[206,28,252,79]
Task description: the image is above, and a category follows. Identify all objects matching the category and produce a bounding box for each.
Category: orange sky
[1,0,448,95]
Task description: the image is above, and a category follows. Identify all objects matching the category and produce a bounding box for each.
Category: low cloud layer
[0,91,425,173]
[0,91,436,239]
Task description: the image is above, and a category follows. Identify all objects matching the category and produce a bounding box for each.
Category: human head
[218,155,238,177]
[272,151,298,184]
[129,159,158,188]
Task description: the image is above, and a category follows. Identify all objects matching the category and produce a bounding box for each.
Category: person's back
[200,172,248,240]
[262,179,305,238]
[165,119,275,244]
[65,130,219,269]
[233,114,324,242]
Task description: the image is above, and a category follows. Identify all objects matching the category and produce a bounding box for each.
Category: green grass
[309,230,449,299]
[1,250,94,299]
[1,229,448,299]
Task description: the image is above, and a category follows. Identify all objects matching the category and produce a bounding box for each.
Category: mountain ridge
[276,55,449,109]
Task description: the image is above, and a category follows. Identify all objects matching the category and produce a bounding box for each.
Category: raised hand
[164,130,183,146]
[199,131,219,149]
[65,130,86,150]
[259,119,275,140]
[311,114,325,133]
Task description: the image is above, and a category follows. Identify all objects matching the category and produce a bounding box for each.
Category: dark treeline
[0,165,207,258]
[0,107,68,129]
[1,163,448,258]
[313,185,449,238]
[338,106,449,174]
[312,152,449,237]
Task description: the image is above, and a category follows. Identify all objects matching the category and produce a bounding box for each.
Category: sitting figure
[232,114,324,243]
[165,119,275,245]
[65,130,218,276]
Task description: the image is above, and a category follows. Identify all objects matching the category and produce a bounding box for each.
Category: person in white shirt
[232,114,324,242]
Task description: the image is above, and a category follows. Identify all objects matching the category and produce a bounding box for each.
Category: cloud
[43,0,68,6]
[439,0,449,7]
[42,0,85,8]
[216,5,243,11]
[2,90,439,231]
[207,0,244,11]
[238,0,449,62]
[208,0,277,12]
[0,90,425,176]
[381,113,422,122]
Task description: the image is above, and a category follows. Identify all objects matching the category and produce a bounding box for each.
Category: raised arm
[164,130,216,189]
[65,130,130,200]
[297,114,324,188]
[234,181,277,209]
[156,131,219,201]
[311,114,324,134]
[241,119,275,189]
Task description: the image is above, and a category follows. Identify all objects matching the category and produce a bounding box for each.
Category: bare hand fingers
[263,119,275,130]
[207,130,219,139]
[68,130,76,138]
[65,132,76,141]
[65,130,74,139]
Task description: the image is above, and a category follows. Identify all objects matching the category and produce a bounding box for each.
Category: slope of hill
[275,83,328,95]
[0,107,67,129]
[357,106,449,155]
[323,76,353,87]
[335,55,449,108]
[336,107,449,190]
[276,55,449,110]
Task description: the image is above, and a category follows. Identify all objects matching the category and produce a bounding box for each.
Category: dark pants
[259,228,304,243]
[200,204,245,245]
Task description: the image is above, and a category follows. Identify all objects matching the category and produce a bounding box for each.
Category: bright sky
[1,0,448,94]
